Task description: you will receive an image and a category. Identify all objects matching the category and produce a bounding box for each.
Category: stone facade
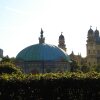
[58,32,66,52]
[86,27,100,67]
[70,51,82,65]
[69,51,87,66]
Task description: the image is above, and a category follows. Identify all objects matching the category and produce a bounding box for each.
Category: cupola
[88,26,93,35]
[59,32,64,40]
[94,27,99,37]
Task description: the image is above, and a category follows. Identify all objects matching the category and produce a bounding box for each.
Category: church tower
[58,32,66,52]
[86,26,100,67]
[39,28,45,44]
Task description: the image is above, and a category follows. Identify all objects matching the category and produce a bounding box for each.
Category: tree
[0,62,22,74]
[95,65,100,72]
[81,65,90,73]
[1,55,10,62]
[70,60,80,72]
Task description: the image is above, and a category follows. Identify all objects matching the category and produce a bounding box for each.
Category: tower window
[88,50,90,54]
[93,50,95,54]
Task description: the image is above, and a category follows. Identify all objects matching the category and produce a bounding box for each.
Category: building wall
[0,49,3,58]
[16,61,70,73]
[58,34,66,52]
[86,28,100,67]
[86,42,97,66]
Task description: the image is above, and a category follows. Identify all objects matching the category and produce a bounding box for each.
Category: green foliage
[0,72,100,99]
[87,65,100,72]
[70,60,80,72]
[94,65,100,72]
[0,71,100,81]
[1,56,16,63]
[81,65,90,73]
[1,55,10,62]
[0,62,22,74]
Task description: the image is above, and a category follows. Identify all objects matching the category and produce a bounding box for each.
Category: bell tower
[58,32,66,52]
[86,26,97,66]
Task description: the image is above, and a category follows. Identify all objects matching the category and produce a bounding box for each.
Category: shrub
[0,62,22,74]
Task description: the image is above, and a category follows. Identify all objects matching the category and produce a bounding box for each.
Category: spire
[71,51,74,55]
[39,28,45,44]
[96,27,97,30]
[59,32,64,39]
[80,53,81,57]
[90,25,92,29]
[94,27,99,37]
[40,28,43,38]
[61,32,63,35]
[88,25,93,37]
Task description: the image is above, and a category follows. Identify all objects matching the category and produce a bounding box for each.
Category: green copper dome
[16,43,70,61]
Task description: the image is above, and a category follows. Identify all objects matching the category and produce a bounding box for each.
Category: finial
[39,28,45,44]
[90,25,92,29]
[96,27,97,30]
[41,28,43,34]
[40,28,44,38]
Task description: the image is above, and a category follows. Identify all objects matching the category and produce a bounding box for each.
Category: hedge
[0,72,100,99]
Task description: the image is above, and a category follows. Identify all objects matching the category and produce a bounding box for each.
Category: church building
[86,26,100,67]
[16,29,71,73]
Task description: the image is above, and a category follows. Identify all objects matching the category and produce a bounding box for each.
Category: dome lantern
[87,26,94,39]
[88,26,93,34]
[39,28,45,44]
[94,27,99,37]
[58,32,66,52]
[59,32,64,39]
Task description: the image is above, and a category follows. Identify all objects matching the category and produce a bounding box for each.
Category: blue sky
[0,0,100,57]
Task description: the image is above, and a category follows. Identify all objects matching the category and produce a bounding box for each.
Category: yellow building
[69,51,82,66]
[86,27,100,67]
